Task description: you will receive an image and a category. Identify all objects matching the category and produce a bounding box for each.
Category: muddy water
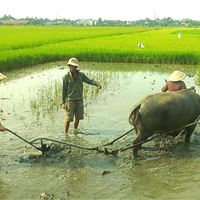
[1,62,200,200]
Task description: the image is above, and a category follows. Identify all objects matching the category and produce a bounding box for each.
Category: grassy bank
[0,26,200,72]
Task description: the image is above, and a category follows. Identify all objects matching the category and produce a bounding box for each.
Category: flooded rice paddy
[1,62,200,200]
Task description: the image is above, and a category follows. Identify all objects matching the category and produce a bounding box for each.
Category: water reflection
[1,62,198,123]
[0,62,199,141]
[0,62,199,138]
[0,62,200,200]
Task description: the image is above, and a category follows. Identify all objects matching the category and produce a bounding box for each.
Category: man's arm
[81,73,101,88]
[161,82,168,92]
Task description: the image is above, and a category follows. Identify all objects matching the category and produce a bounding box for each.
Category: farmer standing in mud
[61,57,102,134]
[0,72,7,132]
[161,70,187,92]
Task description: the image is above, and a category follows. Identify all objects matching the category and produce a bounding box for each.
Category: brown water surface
[0,62,200,200]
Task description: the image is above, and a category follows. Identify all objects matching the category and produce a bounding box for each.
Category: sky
[1,0,200,21]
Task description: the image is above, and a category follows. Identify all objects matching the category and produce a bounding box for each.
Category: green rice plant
[1,26,200,72]
[29,79,62,120]
[0,26,148,51]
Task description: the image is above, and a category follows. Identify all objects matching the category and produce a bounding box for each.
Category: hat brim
[168,73,186,82]
[67,61,79,67]
[67,64,79,67]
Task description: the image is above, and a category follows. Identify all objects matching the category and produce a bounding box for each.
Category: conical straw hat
[0,72,6,80]
[168,70,186,82]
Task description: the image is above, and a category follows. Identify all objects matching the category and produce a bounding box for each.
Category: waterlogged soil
[1,62,200,200]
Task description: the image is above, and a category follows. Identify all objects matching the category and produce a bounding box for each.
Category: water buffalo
[129,90,200,157]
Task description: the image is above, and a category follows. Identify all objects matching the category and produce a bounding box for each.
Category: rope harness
[5,115,200,155]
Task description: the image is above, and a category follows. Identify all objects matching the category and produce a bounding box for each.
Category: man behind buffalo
[161,70,187,92]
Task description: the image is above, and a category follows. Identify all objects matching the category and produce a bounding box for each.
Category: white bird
[138,42,145,48]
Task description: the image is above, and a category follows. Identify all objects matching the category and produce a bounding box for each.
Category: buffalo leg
[132,133,149,158]
[185,125,196,143]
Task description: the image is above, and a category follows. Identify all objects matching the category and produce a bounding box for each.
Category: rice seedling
[29,79,62,120]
